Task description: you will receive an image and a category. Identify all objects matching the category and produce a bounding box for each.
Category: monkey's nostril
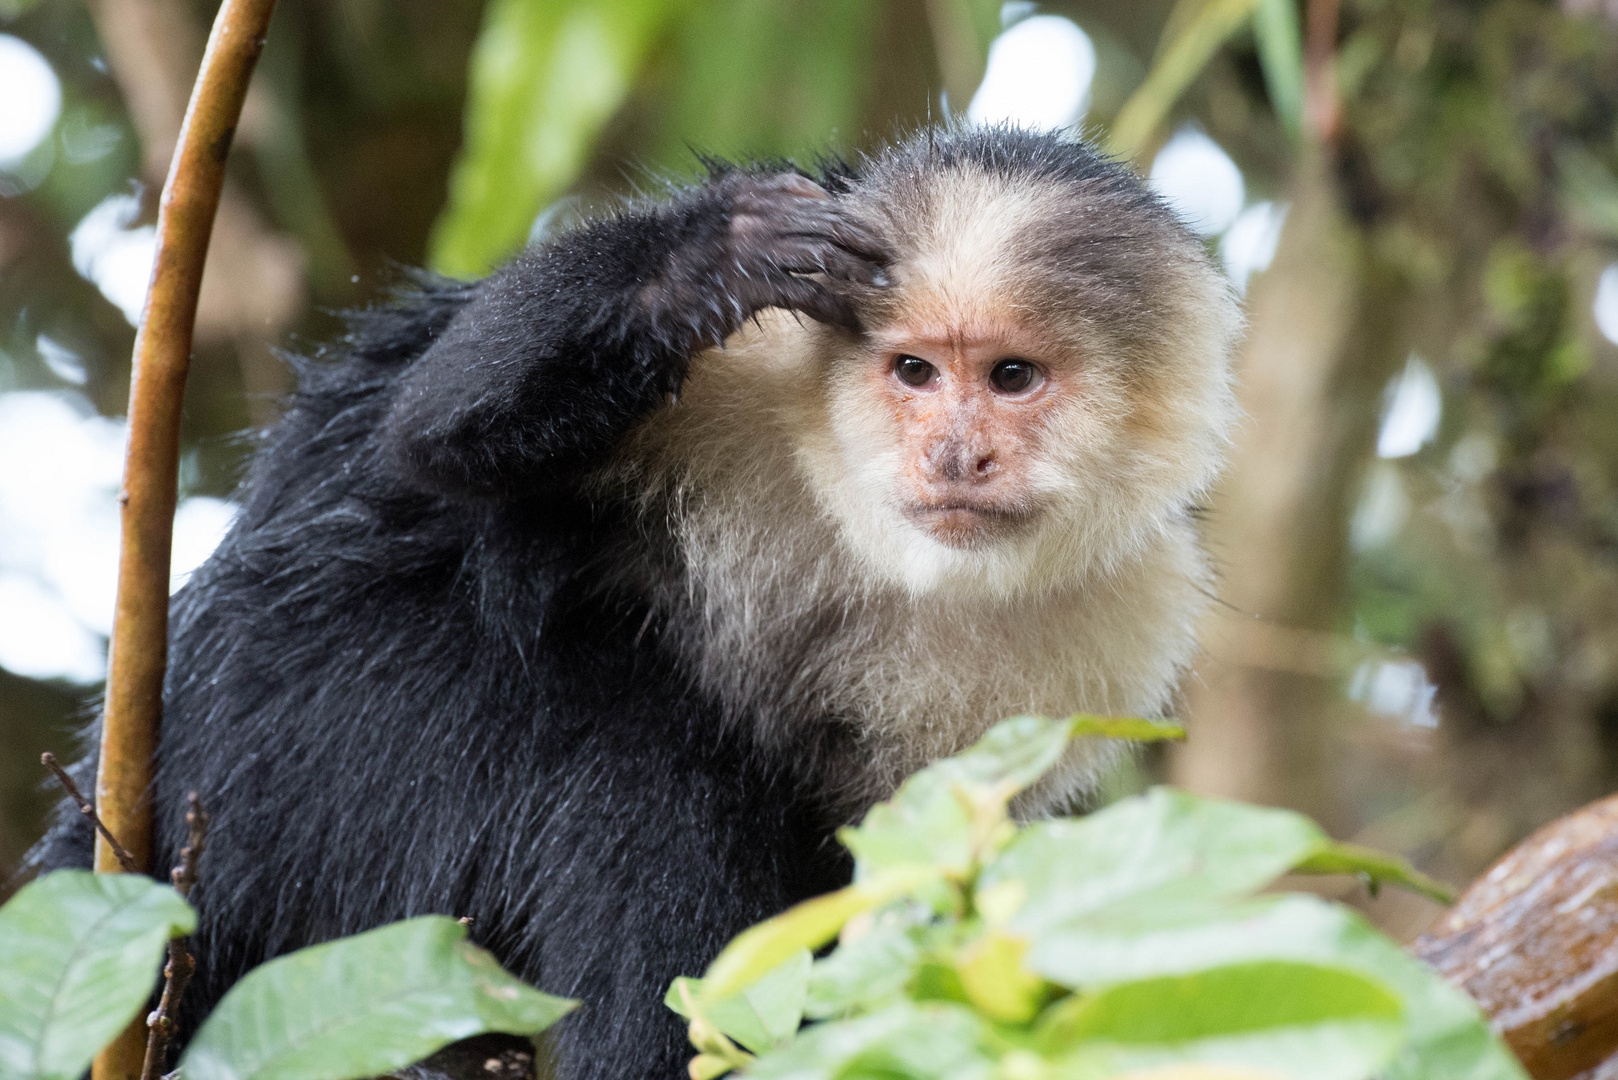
[974,455,997,478]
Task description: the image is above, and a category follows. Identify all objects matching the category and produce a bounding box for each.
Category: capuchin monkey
[32,127,1240,1078]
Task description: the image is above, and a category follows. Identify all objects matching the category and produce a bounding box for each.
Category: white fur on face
[603,160,1242,813]
[794,166,1240,603]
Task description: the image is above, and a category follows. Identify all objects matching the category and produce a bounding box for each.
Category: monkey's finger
[765,238,886,285]
[775,214,892,270]
[826,220,892,267]
[763,276,863,332]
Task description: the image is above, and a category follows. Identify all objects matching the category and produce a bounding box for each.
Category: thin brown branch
[94,2,279,1078]
[41,752,139,874]
[139,794,209,1080]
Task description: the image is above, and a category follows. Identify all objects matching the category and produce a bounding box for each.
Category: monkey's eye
[990,359,1040,395]
[894,355,937,388]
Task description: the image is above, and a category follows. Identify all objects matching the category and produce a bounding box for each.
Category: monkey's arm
[381,172,886,499]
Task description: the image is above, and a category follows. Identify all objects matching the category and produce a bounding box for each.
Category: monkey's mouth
[903,502,1031,547]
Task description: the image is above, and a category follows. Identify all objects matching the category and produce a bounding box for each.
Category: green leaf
[1040,961,1404,1080]
[699,869,938,1004]
[746,1001,998,1080]
[840,716,1085,879]
[982,788,1329,932]
[1026,895,1525,1080]
[1025,895,1343,987]
[667,949,811,1053]
[1252,0,1304,137]
[0,870,196,1080]
[954,930,1046,1024]
[179,916,576,1080]
[429,0,691,278]
[1292,842,1454,904]
[1107,0,1262,157]
[803,921,924,1020]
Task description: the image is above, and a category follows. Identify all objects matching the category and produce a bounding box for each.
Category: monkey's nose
[932,443,998,484]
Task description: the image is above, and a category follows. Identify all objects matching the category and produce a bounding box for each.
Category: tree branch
[93,4,280,1078]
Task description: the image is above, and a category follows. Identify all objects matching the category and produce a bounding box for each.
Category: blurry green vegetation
[671,717,1514,1080]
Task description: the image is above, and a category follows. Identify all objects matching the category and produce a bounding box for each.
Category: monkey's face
[861,318,1060,551]
[798,164,1241,601]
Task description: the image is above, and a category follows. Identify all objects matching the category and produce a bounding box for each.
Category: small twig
[140,792,209,1080]
[169,791,209,897]
[41,752,139,874]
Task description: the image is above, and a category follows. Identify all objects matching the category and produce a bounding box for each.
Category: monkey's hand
[645,172,891,346]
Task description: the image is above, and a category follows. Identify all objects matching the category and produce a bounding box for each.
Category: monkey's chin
[870,517,1047,602]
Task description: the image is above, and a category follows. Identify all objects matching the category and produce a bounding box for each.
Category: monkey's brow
[867,320,1042,354]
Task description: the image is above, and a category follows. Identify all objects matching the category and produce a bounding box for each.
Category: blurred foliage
[670,717,1516,1080]
[430,0,694,277]
[1326,0,1618,864]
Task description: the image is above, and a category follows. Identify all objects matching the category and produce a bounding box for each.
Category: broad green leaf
[982,788,1329,932]
[1292,842,1454,904]
[803,921,924,1020]
[1039,960,1401,1045]
[666,949,811,1053]
[1042,961,1403,1080]
[0,870,196,1080]
[1027,895,1524,1080]
[746,1001,997,1080]
[1108,0,1261,158]
[1060,1020,1402,1080]
[1253,0,1303,137]
[1027,895,1347,987]
[699,869,938,1004]
[842,715,1146,879]
[180,916,576,1080]
[954,930,1045,1024]
[429,0,691,277]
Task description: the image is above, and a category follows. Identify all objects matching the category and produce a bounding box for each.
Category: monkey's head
[795,129,1243,601]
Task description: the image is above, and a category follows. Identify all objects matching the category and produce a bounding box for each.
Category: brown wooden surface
[1414,793,1618,1080]
[91,1,278,1078]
